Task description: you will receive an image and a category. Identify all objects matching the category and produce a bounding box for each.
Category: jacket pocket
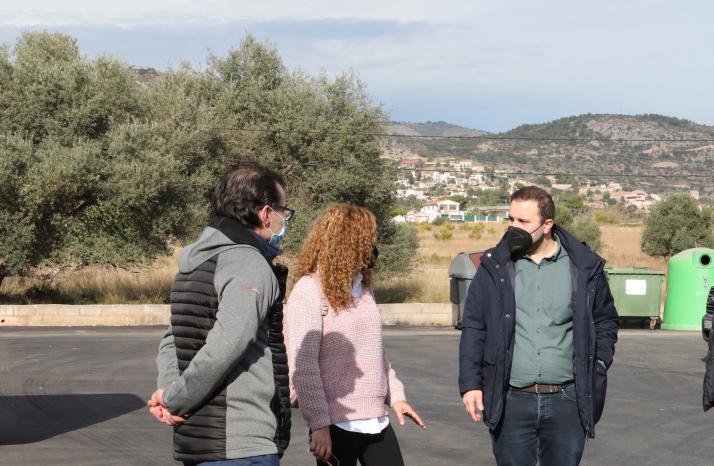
[593,360,608,424]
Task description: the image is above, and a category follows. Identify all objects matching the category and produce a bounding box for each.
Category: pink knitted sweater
[285,274,406,431]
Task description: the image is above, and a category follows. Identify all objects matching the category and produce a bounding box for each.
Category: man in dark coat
[459,186,618,466]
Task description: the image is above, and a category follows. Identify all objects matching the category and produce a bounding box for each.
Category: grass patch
[418,253,452,267]
[374,268,450,304]
[0,224,665,304]
[0,254,178,305]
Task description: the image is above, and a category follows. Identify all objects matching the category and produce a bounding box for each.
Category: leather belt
[511,381,574,394]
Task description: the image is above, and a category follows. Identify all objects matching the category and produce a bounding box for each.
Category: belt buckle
[535,384,540,394]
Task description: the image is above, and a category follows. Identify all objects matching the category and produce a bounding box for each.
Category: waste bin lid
[448,250,484,279]
[605,267,665,276]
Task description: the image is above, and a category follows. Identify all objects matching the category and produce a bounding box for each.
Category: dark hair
[213,162,285,228]
[510,186,555,222]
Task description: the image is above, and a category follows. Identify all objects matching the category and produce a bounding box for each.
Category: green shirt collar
[524,232,568,264]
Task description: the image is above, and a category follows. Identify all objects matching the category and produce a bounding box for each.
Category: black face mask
[367,247,379,269]
[506,223,545,257]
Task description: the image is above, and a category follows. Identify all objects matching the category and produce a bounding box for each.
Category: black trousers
[317,424,405,466]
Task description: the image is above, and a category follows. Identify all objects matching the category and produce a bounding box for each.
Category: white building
[437,200,460,214]
[468,174,484,185]
[447,212,467,222]
[396,189,429,200]
[408,210,440,223]
[432,171,450,184]
[421,202,440,215]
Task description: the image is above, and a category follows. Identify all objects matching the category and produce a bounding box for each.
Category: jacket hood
[178,228,241,274]
[178,216,273,274]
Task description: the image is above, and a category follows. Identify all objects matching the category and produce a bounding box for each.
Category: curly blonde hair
[294,203,378,311]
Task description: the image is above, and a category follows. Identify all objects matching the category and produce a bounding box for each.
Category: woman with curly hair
[286,203,425,466]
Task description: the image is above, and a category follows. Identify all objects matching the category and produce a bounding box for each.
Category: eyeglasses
[271,204,295,222]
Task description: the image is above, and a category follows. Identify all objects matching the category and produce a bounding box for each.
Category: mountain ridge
[383,113,714,195]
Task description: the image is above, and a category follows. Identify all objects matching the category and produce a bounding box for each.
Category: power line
[228,160,707,179]
[225,159,708,180]
[204,126,714,143]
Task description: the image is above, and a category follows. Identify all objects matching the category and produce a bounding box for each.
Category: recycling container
[663,248,714,331]
[448,250,484,329]
[605,267,665,329]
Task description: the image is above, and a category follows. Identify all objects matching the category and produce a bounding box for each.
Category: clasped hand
[147,388,186,426]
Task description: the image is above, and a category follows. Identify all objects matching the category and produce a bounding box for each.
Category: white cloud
[0,0,485,27]
[1,1,713,130]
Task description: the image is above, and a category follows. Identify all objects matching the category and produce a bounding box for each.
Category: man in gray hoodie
[148,162,293,466]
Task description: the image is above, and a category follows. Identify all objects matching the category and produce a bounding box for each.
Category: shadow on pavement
[0,393,145,445]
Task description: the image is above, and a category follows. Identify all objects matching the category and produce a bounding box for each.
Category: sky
[1,1,712,132]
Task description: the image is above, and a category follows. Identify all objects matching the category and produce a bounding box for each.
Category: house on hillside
[479,204,510,220]
[421,201,439,215]
[607,181,623,191]
[399,158,425,169]
[437,199,460,214]
[456,160,473,171]
[432,171,450,184]
[396,189,428,200]
[611,190,656,211]
[409,209,439,223]
[468,173,484,185]
[446,212,467,222]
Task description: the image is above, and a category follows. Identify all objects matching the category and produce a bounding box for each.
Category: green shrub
[433,226,454,241]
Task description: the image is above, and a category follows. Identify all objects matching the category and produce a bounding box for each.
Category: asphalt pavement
[0,326,711,466]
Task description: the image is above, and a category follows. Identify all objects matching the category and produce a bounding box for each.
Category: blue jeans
[194,454,279,466]
[491,384,586,466]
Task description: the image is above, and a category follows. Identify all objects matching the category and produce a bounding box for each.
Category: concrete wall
[378,303,452,326]
[0,304,171,327]
[0,303,452,327]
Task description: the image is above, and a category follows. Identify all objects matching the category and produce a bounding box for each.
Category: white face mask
[268,207,288,246]
[352,273,364,298]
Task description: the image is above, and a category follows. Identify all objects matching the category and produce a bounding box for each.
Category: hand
[309,426,332,463]
[462,389,484,422]
[150,388,165,407]
[148,404,182,425]
[392,401,425,429]
[147,388,185,426]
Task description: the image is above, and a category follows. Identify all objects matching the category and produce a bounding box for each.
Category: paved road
[0,327,711,465]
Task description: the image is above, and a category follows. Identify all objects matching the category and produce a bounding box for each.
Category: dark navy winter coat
[458,226,618,438]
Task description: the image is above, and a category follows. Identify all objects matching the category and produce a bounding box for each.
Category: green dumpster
[605,267,665,329]
[663,248,714,331]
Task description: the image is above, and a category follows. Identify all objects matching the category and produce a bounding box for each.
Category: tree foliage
[0,31,416,290]
[569,218,603,253]
[641,193,714,259]
[554,197,602,252]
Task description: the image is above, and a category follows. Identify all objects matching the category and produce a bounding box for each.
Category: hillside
[383,114,714,195]
[386,121,490,137]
